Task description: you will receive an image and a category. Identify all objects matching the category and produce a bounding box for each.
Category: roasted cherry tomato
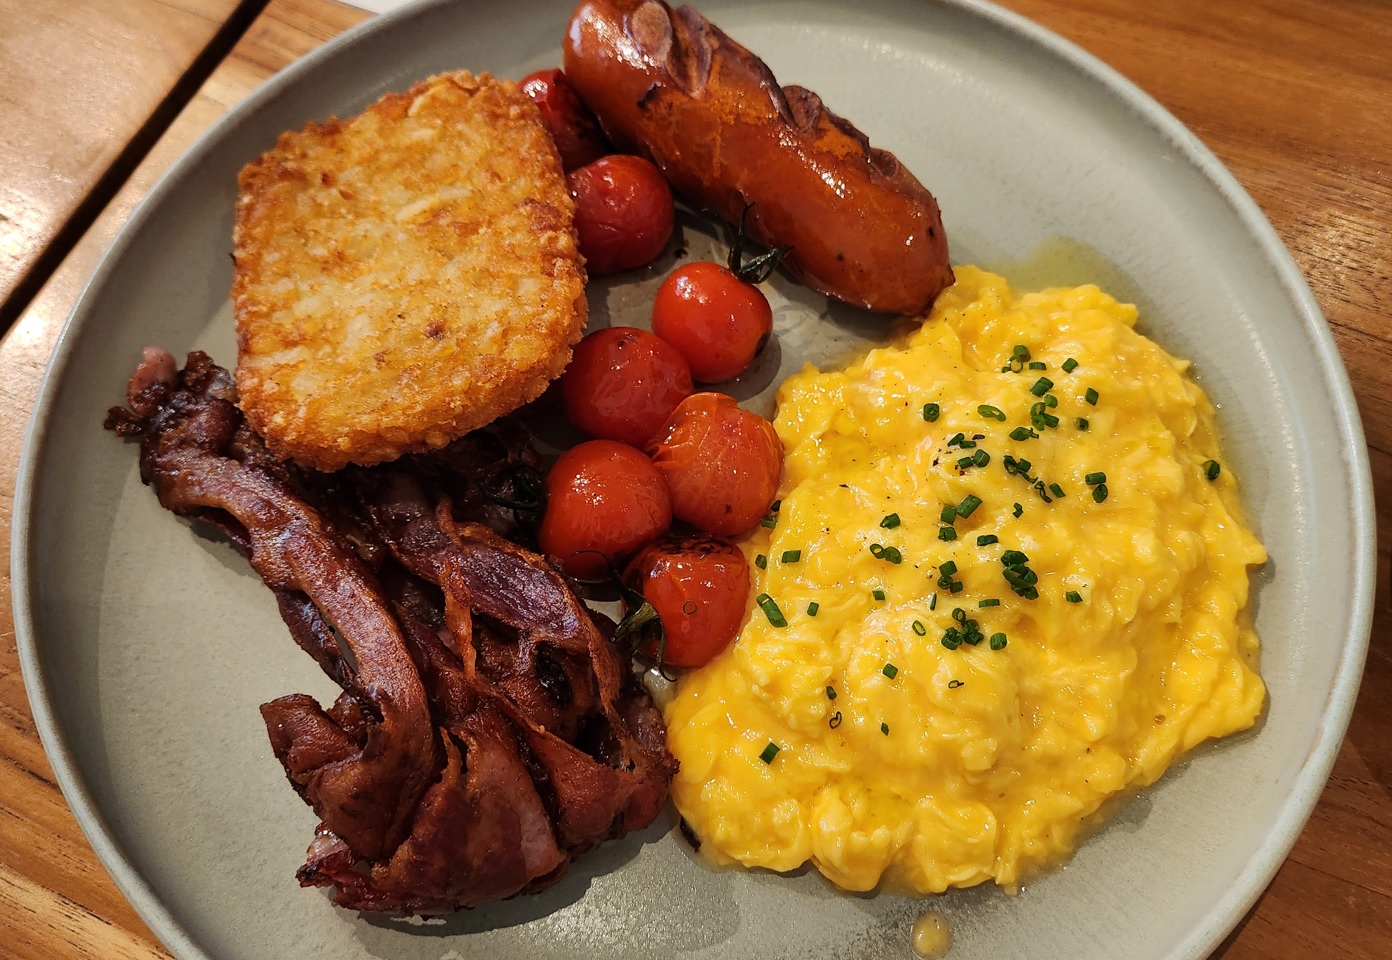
[651,261,773,382]
[560,326,693,447]
[646,392,782,537]
[626,536,751,668]
[567,155,674,276]
[539,440,671,580]
[519,68,611,171]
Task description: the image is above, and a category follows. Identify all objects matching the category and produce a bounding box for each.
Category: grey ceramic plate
[12,1,1374,958]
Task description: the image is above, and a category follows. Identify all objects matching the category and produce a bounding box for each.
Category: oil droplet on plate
[912,910,952,959]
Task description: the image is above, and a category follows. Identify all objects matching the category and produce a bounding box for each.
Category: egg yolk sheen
[663,267,1266,895]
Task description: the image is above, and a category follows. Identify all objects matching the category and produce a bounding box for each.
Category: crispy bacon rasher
[105,350,676,912]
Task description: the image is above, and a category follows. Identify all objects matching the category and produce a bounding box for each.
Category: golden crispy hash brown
[233,71,587,471]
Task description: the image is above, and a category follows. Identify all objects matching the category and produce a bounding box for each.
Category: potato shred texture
[233,71,587,471]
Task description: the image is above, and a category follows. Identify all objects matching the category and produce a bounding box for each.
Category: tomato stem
[727,203,792,285]
[480,462,545,514]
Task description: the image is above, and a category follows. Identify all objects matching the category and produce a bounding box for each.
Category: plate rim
[9,0,1375,958]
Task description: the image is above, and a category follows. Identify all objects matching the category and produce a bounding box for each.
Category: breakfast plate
[11,0,1373,958]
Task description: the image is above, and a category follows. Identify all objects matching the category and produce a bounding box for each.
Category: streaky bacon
[106,350,677,912]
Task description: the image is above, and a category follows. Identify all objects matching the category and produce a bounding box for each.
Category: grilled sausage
[563,0,954,315]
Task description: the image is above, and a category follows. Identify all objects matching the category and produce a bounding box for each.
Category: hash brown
[232,71,587,471]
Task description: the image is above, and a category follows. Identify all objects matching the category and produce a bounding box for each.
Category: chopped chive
[948,432,965,447]
[1001,550,1029,567]
[938,526,958,541]
[1093,484,1109,503]
[923,402,941,422]
[1065,590,1083,603]
[808,601,820,617]
[912,619,927,636]
[881,722,890,735]
[948,679,966,689]
[756,554,767,570]
[1005,570,1039,589]
[989,633,1008,650]
[881,546,903,564]
[756,593,788,627]
[759,742,780,764]
[1030,402,1060,429]
[1077,418,1089,431]
[979,598,1001,608]
[958,494,983,518]
[942,633,962,650]
[978,404,1007,421]
[770,499,781,512]
[829,711,843,729]
[972,448,990,467]
[1013,502,1023,518]
[826,685,837,700]
[1030,377,1054,397]
[977,534,999,546]
[1043,393,1059,408]
[873,588,886,601]
[929,594,938,610]
[1028,361,1047,370]
[1084,387,1099,405]
[782,549,802,563]
[761,514,778,529]
[951,607,967,623]
[880,513,901,529]
[1204,459,1221,480]
[1062,357,1079,373]
[940,504,957,524]
[957,454,977,469]
[1085,471,1107,486]
[949,581,965,593]
[1049,482,1065,498]
[882,663,899,679]
[939,561,958,576]
[1013,345,1031,361]
[870,543,885,558]
[1015,458,1033,474]
[1009,426,1036,441]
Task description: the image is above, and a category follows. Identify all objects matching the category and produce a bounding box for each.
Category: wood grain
[0,0,254,329]
[0,0,1388,957]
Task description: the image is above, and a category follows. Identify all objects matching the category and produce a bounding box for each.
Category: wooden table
[0,0,1387,957]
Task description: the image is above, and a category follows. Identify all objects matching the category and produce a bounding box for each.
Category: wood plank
[0,0,250,328]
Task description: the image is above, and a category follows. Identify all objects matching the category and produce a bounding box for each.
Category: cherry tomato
[567,155,674,276]
[626,536,751,668]
[519,68,611,171]
[651,262,773,382]
[646,393,782,537]
[539,440,672,580]
[560,327,693,447]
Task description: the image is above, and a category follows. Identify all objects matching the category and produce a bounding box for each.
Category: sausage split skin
[564,0,954,315]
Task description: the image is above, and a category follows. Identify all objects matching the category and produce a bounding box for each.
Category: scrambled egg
[664,267,1266,894]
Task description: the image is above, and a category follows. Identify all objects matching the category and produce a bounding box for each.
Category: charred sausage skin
[563,0,954,315]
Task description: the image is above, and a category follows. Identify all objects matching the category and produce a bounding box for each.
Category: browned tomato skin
[646,393,782,537]
[566,155,675,276]
[562,0,954,315]
[560,326,693,446]
[627,536,751,668]
[539,439,672,580]
[519,68,612,171]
